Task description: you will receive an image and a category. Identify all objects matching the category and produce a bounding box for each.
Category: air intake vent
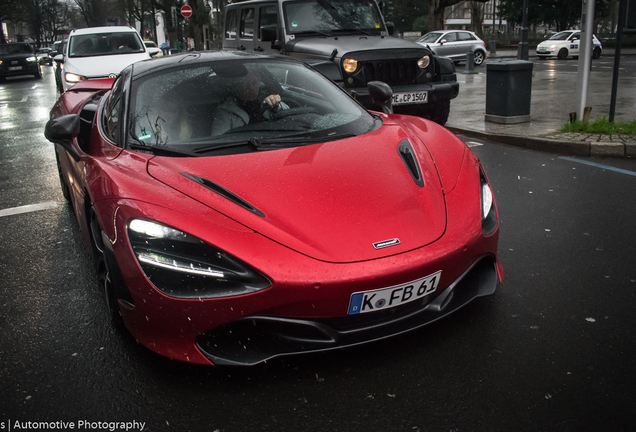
[181,173,266,217]
[397,139,425,188]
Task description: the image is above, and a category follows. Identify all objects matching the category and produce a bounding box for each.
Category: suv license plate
[391,91,428,105]
[9,66,23,71]
[348,271,441,315]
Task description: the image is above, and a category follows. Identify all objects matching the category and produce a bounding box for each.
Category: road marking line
[466,141,483,147]
[559,157,636,177]
[0,201,58,217]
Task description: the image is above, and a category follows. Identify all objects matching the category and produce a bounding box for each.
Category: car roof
[129,50,300,78]
[70,26,139,36]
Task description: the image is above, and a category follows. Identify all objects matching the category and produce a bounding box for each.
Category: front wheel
[395,100,451,126]
[33,66,42,79]
[593,48,601,59]
[90,210,125,327]
[557,48,568,60]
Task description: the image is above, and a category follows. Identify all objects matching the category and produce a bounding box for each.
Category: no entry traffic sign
[181,5,192,18]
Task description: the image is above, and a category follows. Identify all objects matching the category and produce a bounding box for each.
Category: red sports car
[45,52,502,366]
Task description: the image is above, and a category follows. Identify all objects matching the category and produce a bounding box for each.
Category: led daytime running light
[137,252,225,278]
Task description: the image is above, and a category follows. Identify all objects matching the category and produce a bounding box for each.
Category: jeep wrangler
[222,0,459,125]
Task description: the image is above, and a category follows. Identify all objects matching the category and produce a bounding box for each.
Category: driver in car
[211,72,288,135]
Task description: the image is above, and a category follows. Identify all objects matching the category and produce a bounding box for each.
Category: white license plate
[9,66,22,71]
[391,91,428,105]
[348,271,441,315]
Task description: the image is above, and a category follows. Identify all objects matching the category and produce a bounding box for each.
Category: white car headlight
[65,72,86,83]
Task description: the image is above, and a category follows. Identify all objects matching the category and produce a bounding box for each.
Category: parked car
[222,0,459,126]
[143,40,162,57]
[536,30,602,60]
[53,40,67,93]
[45,51,502,366]
[36,47,53,66]
[416,30,488,66]
[0,42,42,81]
[54,26,150,91]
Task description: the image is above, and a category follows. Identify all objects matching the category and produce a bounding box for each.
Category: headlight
[127,219,271,299]
[480,166,498,236]
[26,56,37,62]
[343,58,359,73]
[550,44,557,50]
[417,56,431,69]
[65,72,86,83]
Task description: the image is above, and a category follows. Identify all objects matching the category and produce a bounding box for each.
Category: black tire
[55,153,71,202]
[593,48,601,59]
[395,100,451,126]
[474,50,485,66]
[557,48,568,60]
[537,56,547,60]
[90,210,125,327]
[33,66,42,79]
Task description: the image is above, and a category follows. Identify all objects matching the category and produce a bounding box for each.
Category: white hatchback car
[416,30,488,65]
[56,26,150,91]
[536,30,603,60]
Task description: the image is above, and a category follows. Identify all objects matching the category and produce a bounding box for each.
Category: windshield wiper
[193,133,355,154]
[129,143,195,157]
[334,28,374,36]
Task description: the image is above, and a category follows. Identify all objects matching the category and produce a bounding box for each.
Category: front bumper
[353,81,460,109]
[0,62,39,77]
[196,255,498,366]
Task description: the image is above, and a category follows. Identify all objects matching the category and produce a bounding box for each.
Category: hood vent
[397,139,425,188]
[181,173,266,218]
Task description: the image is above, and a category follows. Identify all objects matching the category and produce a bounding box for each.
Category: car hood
[289,35,429,59]
[65,53,150,78]
[147,123,447,263]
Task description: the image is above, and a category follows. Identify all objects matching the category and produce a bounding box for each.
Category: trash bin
[485,60,533,124]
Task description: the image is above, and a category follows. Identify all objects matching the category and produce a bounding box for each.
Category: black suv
[222,0,459,125]
[0,42,42,81]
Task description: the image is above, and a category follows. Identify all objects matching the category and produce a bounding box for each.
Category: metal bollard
[462,49,478,74]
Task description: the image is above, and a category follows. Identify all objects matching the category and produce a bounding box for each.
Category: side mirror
[45,114,81,161]
[440,39,446,45]
[367,81,393,114]
[260,25,281,49]
[54,54,64,63]
[385,21,395,36]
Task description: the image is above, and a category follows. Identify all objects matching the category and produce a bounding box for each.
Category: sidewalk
[444,48,636,157]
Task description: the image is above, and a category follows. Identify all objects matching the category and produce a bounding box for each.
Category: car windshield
[417,32,443,43]
[69,32,145,58]
[549,31,574,41]
[283,0,385,35]
[0,44,33,55]
[128,59,376,155]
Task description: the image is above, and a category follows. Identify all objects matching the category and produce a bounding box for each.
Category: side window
[105,76,124,143]
[444,32,458,42]
[225,9,238,39]
[259,6,279,29]
[240,8,256,39]
[458,32,475,41]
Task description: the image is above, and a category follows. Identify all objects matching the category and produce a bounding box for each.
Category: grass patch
[562,117,636,134]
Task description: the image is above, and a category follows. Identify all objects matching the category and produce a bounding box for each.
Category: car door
[568,32,580,56]
[223,8,239,50]
[238,7,257,52]
[437,32,458,59]
[256,4,280,54]
[456,31,476,59]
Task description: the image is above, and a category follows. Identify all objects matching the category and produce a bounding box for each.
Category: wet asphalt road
[1,64,636,432]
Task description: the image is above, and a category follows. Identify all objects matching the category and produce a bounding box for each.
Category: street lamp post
[490,0,497,55]
[517,0,529,60]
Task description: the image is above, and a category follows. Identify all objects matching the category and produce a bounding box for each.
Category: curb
[446,126,636,158]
